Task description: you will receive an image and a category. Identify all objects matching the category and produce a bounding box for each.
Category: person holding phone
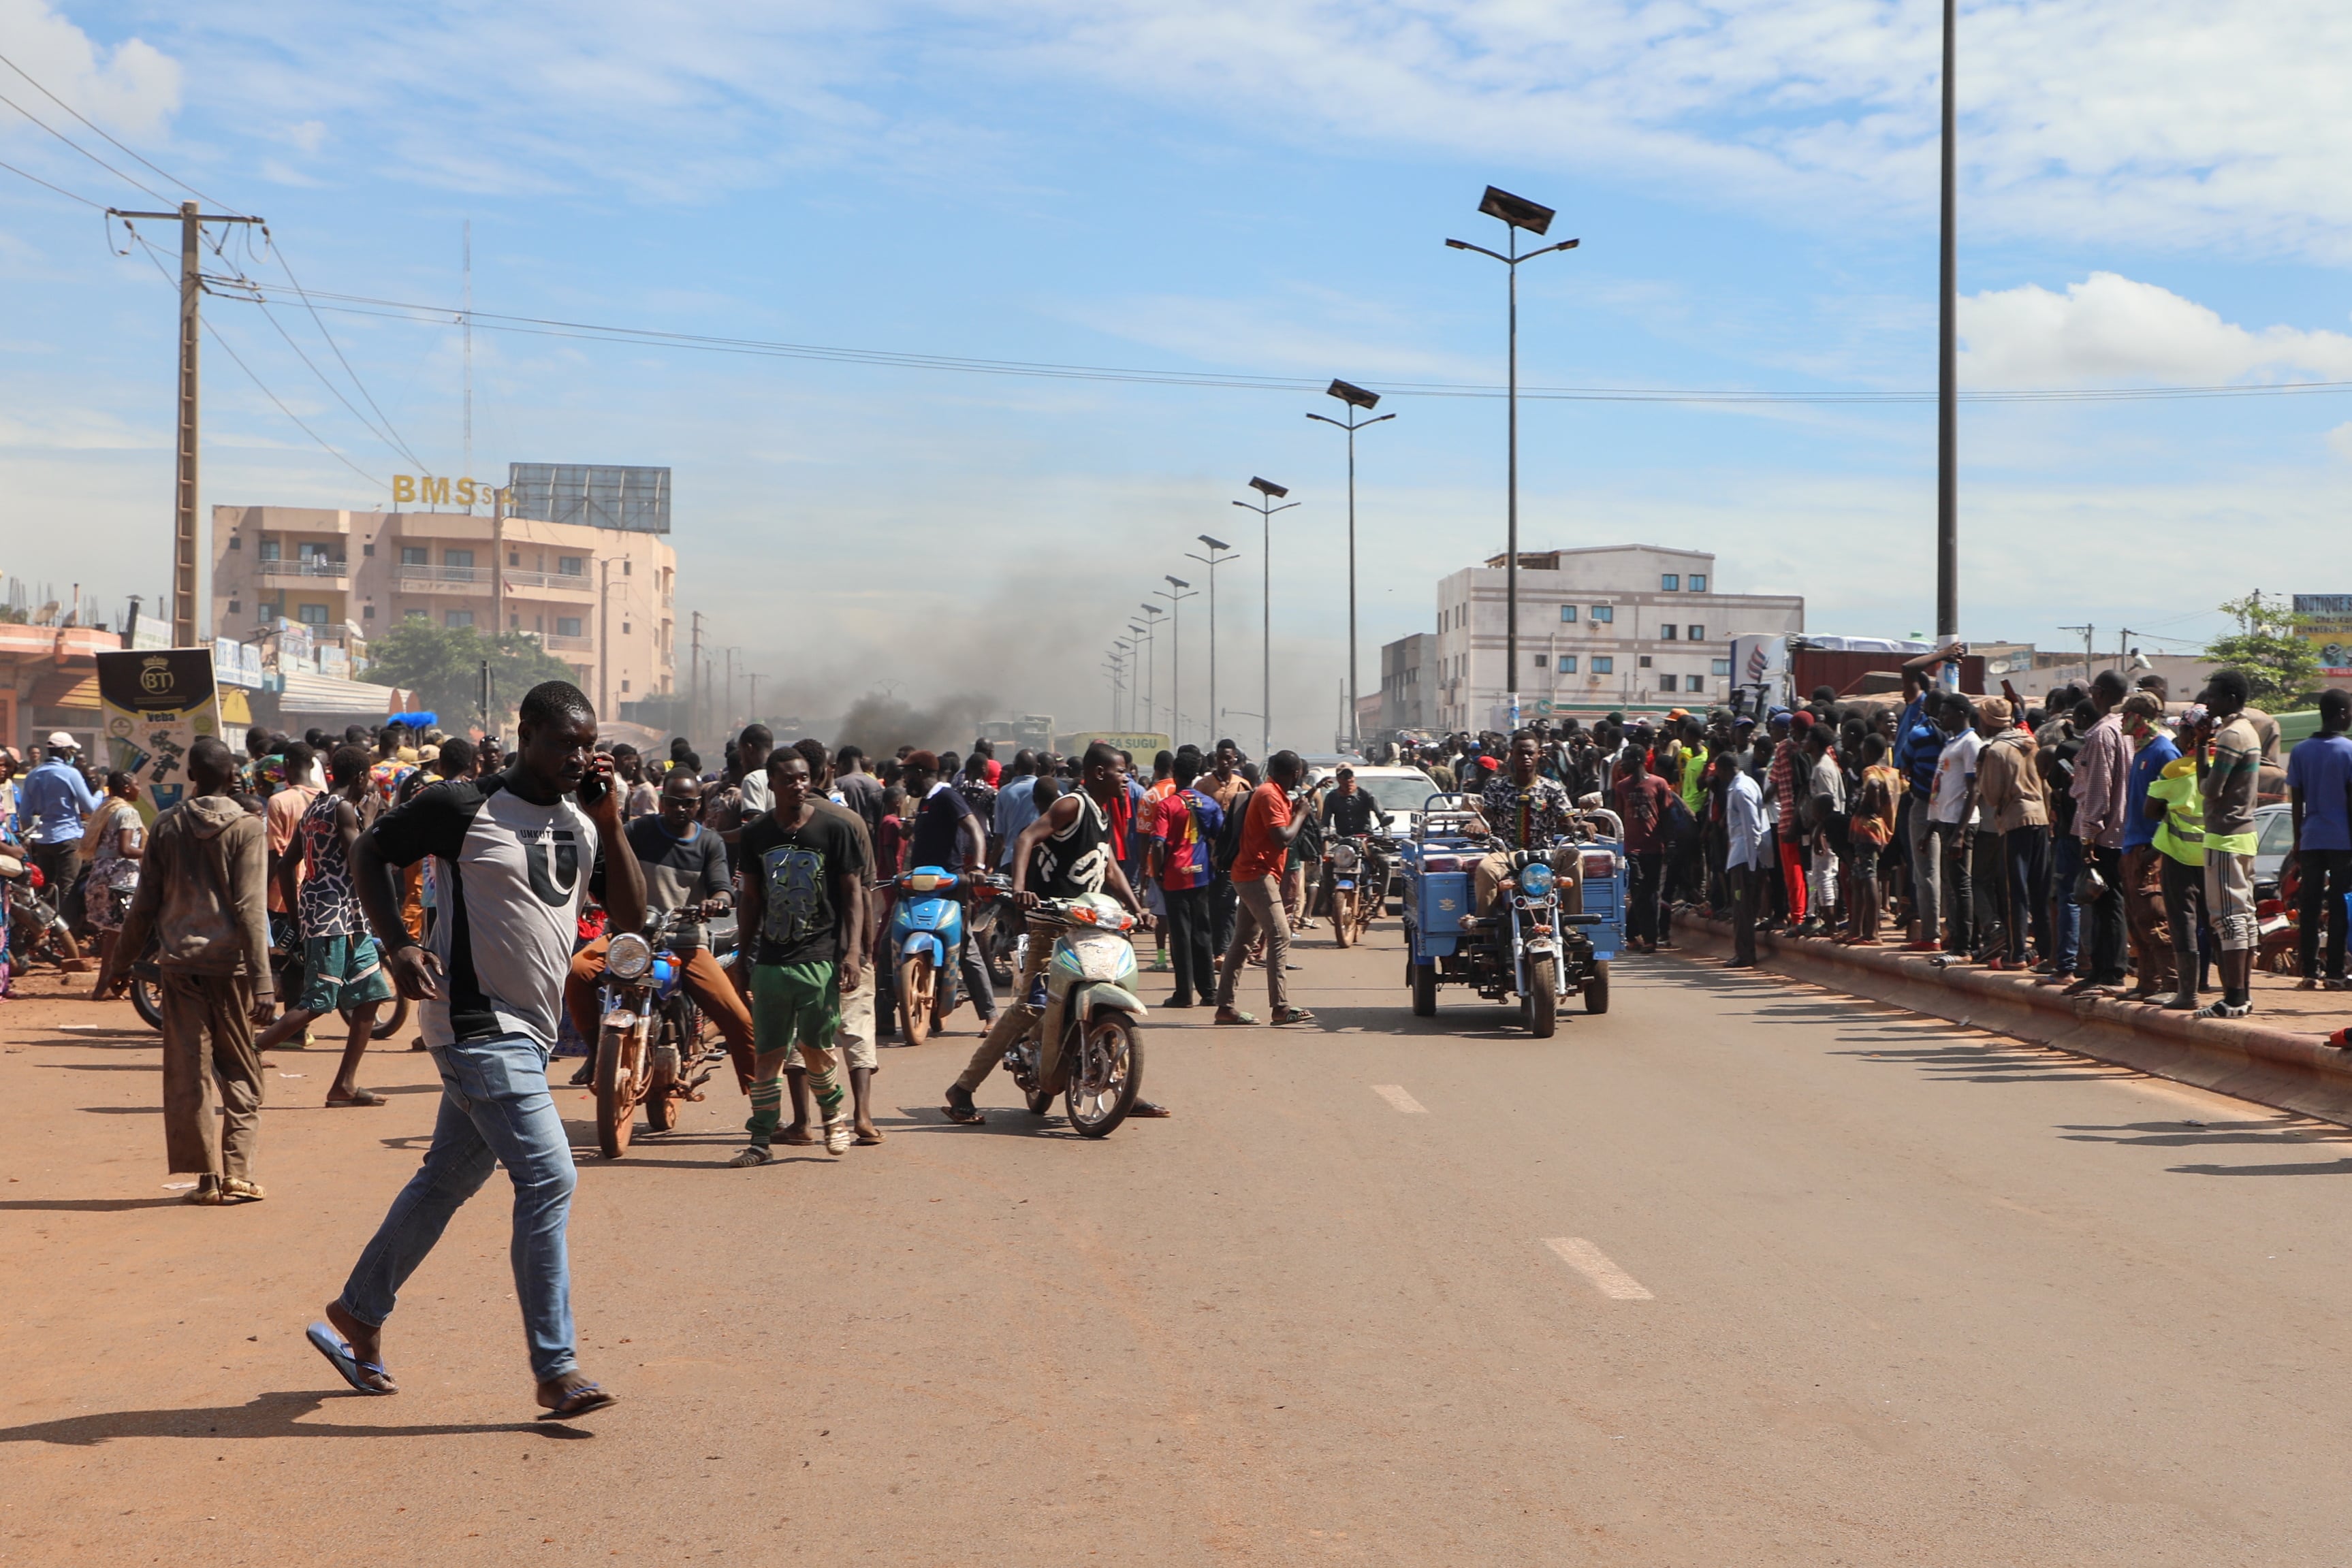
[306,680,646,1422]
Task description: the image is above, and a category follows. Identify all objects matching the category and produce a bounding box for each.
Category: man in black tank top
[944,743,1155,1123]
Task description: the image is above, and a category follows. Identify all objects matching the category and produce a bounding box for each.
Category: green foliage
[364,620,582,729]
[2205,593,2322,710]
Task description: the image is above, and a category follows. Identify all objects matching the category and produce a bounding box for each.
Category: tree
[2204,592,2322,711]
[363,620,581,731]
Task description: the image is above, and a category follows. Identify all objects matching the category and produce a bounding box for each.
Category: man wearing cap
[22,733,102,940]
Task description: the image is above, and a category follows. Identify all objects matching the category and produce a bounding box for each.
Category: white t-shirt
[1929,731,1982,826]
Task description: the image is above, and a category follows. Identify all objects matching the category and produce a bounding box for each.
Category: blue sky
[4,0,2349,737]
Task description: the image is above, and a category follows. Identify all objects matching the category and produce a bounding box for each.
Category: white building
[1429,545,1803,731]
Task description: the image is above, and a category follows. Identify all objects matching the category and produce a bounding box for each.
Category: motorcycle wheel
[1584,961,1610,1015]
[350,991,411,1040]
[1527,957,1559,1038]
[1333,889,1355,948]
[594,1024,645,1159]
[1026,1084,1055,1116]
[1066,1012,1142,1138]
[898,954,936,1046]
[1410,959,1438,1019]
[130,974,164,1030]
[644,1066,679,1132]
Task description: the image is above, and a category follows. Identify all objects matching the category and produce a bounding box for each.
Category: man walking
[308,682,643,1420]
[1213,749,1314,1027]
[2287,688,2352,990]
[114,736,275,1205]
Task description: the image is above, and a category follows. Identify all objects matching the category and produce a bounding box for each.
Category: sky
[3,0,2350,741]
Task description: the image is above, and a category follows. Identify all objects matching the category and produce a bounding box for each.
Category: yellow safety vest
[2146,758,2205,867]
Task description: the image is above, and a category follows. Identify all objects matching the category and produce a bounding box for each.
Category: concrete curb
[1670,914,2352,1126]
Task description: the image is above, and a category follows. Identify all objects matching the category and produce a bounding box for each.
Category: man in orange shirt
[264,740,321,922]
[1213,748,1315,1027]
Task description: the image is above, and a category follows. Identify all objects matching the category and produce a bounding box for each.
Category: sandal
[941,1085,986,1125]
[1271,1007,1317,1027]
[306,1322,396,1395]
[183,1175,226,1206]
[221,1177,266,1202]
[1213,1008,1257,1026]
[326,1089,387,1108]
[727,1145,773,1167]
[1130,1100,1172,1118]
[855,1127,888,1145]
[539,1381,618,1420]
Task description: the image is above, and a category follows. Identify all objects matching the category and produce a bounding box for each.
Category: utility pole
[462,219,473,479]
[1160,577,1198,748]
[1186,537,1237,750]
[1233,479,1299,759]
[2059,623,2094,682]
[747,671,760,726]
[689,611,704,752]
[1138,606,1166,737]
[110,202,265,646]
[1307,380,1395,754]
[1936,0,1960,645]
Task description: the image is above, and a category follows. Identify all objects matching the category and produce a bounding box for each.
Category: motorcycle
[1,853,79,976]
[1401,795,1625,1037]
[1323,833,1396,948]
[888,863,985,1045]
[128,918,413,1040]
[591,910,729,1158]
[994,885,1149,1138]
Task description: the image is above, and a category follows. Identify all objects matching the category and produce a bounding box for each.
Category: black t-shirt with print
[907,784,975,870]
[740,805,865,967]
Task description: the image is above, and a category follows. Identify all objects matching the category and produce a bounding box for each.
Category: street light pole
[1448,188,1578,733]
[1138,605,1166,737]
[1185,535,1237,753]
[1160,577,1198,747]
[1233,478,1299,759]
[1114,639,1137,731]
[1936,0,1960,645]
[1307,380,1395,754]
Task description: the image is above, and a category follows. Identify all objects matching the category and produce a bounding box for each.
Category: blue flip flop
[306,1321,395,1395]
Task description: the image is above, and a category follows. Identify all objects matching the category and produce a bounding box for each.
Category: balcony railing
[396,564,489,588]
[539,633,593,652]
[257,558,347,581]
[501,569,592,592]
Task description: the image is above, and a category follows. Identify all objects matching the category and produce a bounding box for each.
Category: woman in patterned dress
[86,771,144,1000]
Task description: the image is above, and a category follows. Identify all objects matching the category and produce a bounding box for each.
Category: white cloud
[0,0,182,140]
[1959,272,2352,387]
[2328,423,2352,463]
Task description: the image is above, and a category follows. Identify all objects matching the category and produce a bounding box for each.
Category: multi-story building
[1429,545,1802,731]
[208,500,676,720]
[1378,632,1438,735]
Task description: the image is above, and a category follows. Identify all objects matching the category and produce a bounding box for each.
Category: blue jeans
[339,1032,578,1381]
[2048,833,2082,974]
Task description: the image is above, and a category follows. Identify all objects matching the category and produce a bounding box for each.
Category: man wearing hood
[1973,698,2048,971]
[114,735,275,1205]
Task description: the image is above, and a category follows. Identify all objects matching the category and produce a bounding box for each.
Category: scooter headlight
[606,931,654,982]
[1517,861,1555,899]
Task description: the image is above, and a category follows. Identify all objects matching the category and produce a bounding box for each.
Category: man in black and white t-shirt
[304,682,646,1420]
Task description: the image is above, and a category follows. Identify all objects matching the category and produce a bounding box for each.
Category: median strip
[1544,1237,1654,1300]
[1369,1083,1429,1114]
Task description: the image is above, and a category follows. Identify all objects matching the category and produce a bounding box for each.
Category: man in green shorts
[732,752,867,1162]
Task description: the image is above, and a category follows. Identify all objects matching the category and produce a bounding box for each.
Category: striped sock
[807,1064,845,1117]
[746,1080,784,1141]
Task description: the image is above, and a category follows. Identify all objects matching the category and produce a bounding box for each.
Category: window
[362,543,375,557]
[558,556,584,577]
[405,608,428,621]
[509,551,521,566]
[1659,673,1678,692]
[1559,605,1577,622]
[444,549,474,569]
[298,541,335,562]
[1687,624,1704,642]
[1661,573,1680,591]
[227,598,241,614]
[1590,605,1613,623]
[1712,658,1732,677]
[297,603,329,625]
[400,546,428,566]
[621,679,631,693]
[362,604,375,620]
[1591,656,1614,674]
[557,616,584,638]
[622,559,632,575]
[623,623,632,636]
[1686,677,1705,694]
[445,609,474,628]
[1689,574,1706,592]
[1661,624,1678,641]
[510,614,520,630]
[1532,652,1546,670]
[1639,655,1653,669]
[1557,655,1578,674]
[229,535,242,551]
[257,539,281,562]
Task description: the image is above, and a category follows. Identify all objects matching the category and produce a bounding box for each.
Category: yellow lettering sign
[419,475,450,505]
[392,474,415,504]
[391,474,502,510]
[456,477,476,509]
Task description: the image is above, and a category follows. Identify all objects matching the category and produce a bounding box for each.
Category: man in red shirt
[1213,749,1314,1027]
[1148,746,1222,1008]
[1613,750,1679,953]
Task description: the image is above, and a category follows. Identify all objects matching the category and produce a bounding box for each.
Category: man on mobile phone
[305,681,646,1421]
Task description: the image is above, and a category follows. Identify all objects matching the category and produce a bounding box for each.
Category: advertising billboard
[95,647,222,820]
[2295,594,2352,677]
[507,464,671,534]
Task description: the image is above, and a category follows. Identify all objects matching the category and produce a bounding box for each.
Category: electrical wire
[208,280,2352,407]
[261,238,426,468]
[0,87,176,204]
[0,48,238,211]
[0,154,104,208]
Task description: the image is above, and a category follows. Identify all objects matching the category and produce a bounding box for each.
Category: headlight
[1329,843,1359,870]
[606,931,654,982]
[1517,861,1555,899]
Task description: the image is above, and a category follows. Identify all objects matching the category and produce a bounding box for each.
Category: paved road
[7,923,2352,1565]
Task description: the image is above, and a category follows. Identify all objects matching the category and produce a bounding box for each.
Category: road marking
[1544,1237,1653,1299]
[1370,1084,1428,1114]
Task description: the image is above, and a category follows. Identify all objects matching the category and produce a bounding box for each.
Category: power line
[0,48,236,211]
[0,86,176,204]
[0,154,104,208]
[210,279,2352,407]
[260,238,426,468]
[205,260,428,468]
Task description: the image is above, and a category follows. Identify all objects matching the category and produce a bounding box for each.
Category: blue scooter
[889,864,970,1045]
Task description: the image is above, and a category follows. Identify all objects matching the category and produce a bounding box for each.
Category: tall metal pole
[1936,0,1960,643]
[1162,579,1196,747]
[1506,219,1520,732]
[1309,389,1393,755]
[1233,483,1297,759]
[174,202,201,647]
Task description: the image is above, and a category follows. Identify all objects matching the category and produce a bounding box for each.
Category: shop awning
[278,670,404,717]
[29,673,99,710]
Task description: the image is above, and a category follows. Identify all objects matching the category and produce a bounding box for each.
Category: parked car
[2253,802,2294,903]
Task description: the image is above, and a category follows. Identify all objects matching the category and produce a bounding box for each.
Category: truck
[1728,635,1985,714]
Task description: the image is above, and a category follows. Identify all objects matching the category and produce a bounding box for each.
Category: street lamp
[1114,637,1137,731]
[1936,0,1959,647]
[1307,379,1395,755]
[1233,477,1299,758]
[1184,534,1237,756]
[1448,185,1578,733]
[1103,648,1126,730]
[1138,604,1166,737]
[1159,576,1198,747]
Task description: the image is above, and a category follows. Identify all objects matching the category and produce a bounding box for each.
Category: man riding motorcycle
[564,771,757,1091]
[1322,766,1390,839]
[1466,731,1586,917]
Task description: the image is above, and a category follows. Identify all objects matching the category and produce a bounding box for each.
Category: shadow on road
[2056,1118,2342,1151]
[1830,1042,2132,1086]
[0,1197,185,1213]
[0,1390,594,1445]
[2167,1157,2352,1177]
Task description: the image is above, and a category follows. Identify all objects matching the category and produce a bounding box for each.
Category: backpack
[1211,787,1251,875]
